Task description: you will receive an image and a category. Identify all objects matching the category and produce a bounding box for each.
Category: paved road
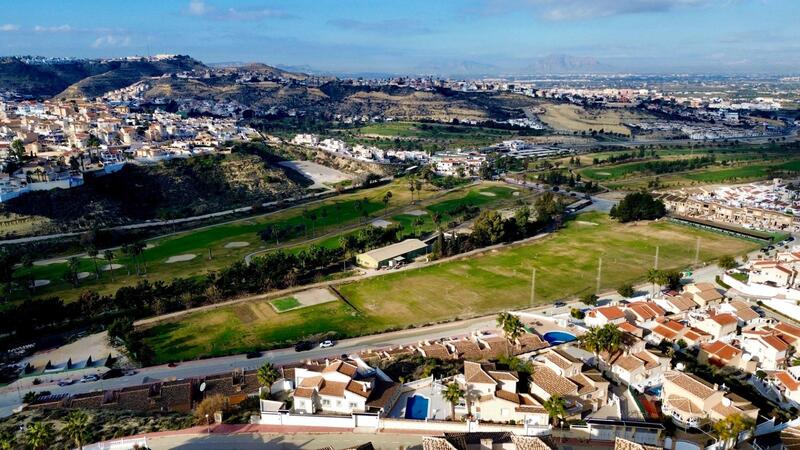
[144,432,423,450]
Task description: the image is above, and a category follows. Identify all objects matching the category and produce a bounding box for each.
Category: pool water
[404,395,429,420]
[645,385,663,396]
[542,331,577,345]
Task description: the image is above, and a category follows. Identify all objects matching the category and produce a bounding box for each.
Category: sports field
[140,212,758,363]
[12,182,520,302]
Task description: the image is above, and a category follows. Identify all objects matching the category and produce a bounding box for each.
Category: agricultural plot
[536,103,653,136]
[140,212,758,363]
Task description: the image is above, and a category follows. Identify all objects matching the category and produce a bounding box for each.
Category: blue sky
[1,0,798,74]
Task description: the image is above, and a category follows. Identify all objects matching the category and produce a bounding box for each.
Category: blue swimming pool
[542,331,577,345]
[404,395,430,420]
[645,385,663,397]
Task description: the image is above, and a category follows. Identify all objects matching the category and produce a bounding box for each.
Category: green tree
[496,312,524,342]
[382,191,393,214]
[533,191,564,224]
[257,362,280,394]
[581,323,623,356]
[472,210,507,246]
[646,268,661,295]
[712,414,755,450]
[63,256,81,287]
[10,139,25,161]
[609,192,666,223]
[581,293,599,306]
[570,308,585,320]
[63,410,90,450]
[86,245,100,277]
[543,394,567,428]
[442,382,464,421]
[25,422,54,450]
[0,430,15,450]
[617,284,635,298]
[718,255,738,270]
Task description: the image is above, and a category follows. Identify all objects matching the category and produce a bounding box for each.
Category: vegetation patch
[269,296,302,312]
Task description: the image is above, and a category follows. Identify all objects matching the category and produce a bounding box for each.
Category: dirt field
[537,103,652,136]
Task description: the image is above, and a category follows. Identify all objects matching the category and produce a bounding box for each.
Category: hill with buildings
[0,55,205,98]
[0,153,308,234]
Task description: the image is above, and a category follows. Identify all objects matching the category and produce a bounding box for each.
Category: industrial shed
[355,239,429,269]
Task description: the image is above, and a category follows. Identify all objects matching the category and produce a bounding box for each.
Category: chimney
[713,383,719,390]
[480,438,493,450]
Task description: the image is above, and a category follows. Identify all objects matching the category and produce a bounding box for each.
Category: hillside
[0,154,308,235]
[141,78,539,121]
[0,55,205,98]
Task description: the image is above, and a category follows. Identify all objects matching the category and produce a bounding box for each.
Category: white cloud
[480,0,718,21]
[187,0,209,16]
[91,34,132,49]
[34,24,74,33]
[0,24,20,32]
[184,0,291,21]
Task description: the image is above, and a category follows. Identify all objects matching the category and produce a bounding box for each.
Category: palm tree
[408,179,416,204]
[103,250,115,281]
[646,268,661,296]
[257,362,280,396]
[543,394,567,429]
[0,430,15,450]
[25,422,54,450]
[496,312,524,342]
[442,382,464,421]
[382,191,392,215]
[414,179,422,202]
[413,216,425,236]
[712,414,755,450]
[86,245,100,277]
[581,323,623,356]
[63,410,90,450]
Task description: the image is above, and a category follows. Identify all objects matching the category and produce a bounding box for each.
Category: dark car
[245,351,262,359]
[294,341,313,352]
[553,302,566,308]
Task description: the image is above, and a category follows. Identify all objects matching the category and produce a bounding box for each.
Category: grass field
[536,104,653,136]
[270,296,301,312]
[12,182,520,303]
[140,212,759,363]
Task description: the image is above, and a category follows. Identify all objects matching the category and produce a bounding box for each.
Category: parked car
[167,362,179,368]
[245,351,262,359]
[80,375,99,383]
[553,302,566,308]
[294,341,313,352]
[57,379,74,387]
[319,340,335,348]
[123,370,138,377]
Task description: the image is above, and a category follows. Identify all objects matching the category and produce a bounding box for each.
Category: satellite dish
[199,382,206,392]
[675,362,685,371]
[722,397,731,407]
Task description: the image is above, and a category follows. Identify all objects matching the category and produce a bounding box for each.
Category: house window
[322,399,330,406]
[337,400,342,407]
[350,402,358,409]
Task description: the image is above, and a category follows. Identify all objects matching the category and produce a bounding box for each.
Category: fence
[82,437,148,450]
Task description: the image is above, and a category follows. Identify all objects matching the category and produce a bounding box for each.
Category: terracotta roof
[711,313,738,326]
[701,340,742,362]
[294,387,316,398]
[614,437,661,450]
[775,371,800,391]
[488,370,519,382]
[595,306,625,321]
[447,340,483,360]
[323,361,358,377]
[345,380,372,398]
[664,371,716,399]
[618,322,642,336]
[762,334,790,352]
[627,302,666,321]
[667,293,698,311]
[418,343,452,360]
[318,381,347,397]
[464,361,497,385]
[663,320,686,332]
[615,354,645,373]
[666,395,703,416]
[633,351,662,369]
[530,365,578,397]
[683,327,711,343]
[728,300,760,321]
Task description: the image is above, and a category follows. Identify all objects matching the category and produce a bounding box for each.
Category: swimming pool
[542,331,577,345]
[404,395,430,420]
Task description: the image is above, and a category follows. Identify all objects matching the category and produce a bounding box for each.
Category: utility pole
[596,257,603,294]
[694,237,701,266]
[654,245,660,270]
[530,267,536,307]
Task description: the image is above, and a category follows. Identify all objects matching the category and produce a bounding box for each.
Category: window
[322,399,330,406]
[350,402,358,409]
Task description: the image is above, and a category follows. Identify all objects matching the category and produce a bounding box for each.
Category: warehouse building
[356,239,429,269]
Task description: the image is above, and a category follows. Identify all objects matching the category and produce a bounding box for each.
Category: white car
[319,340,335,348]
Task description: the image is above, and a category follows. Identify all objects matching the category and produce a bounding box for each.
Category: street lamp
[205,414,210,434]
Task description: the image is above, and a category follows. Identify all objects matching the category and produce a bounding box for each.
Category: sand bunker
[406,210,428,216]
[165,254,197,263]
[224,241,250,249]
[576,221,599,226]
[33,259,67,266]
[101,264,124,271]
[370,219,392,229]
[479,191,497,197]
[33,280,50,287]
[77,272,93,280]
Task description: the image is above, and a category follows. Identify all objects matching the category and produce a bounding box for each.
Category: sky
[0,0,798,75]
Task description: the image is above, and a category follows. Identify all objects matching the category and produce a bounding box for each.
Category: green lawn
[270,296,301,312]
[140,212,759,363]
